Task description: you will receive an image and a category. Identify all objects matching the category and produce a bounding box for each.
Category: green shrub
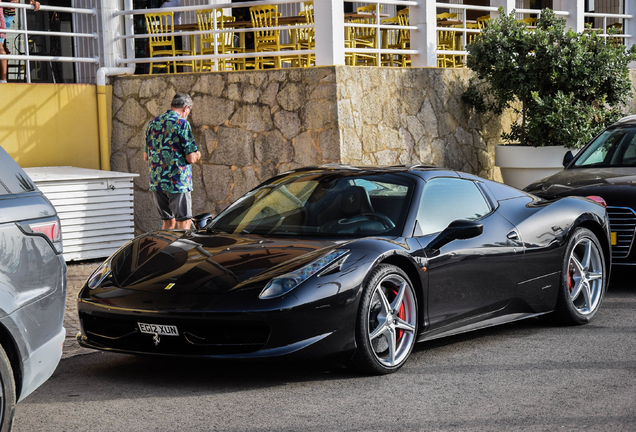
[462,8,636,148]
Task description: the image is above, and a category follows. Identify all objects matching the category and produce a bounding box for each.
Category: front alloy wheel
[567,237,604,315]
[554,227,607,325]
[352,264,418,374]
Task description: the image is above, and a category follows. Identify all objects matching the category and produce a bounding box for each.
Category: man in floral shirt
[144,93,201,230]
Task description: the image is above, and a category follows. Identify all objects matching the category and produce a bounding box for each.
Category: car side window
[583,131,621,165]
[417,178,491,236]
[612,131,636,166]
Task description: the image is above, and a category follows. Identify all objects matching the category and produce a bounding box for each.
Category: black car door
[414,177,524,331]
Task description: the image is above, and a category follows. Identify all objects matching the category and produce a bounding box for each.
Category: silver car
[0,146,66,429]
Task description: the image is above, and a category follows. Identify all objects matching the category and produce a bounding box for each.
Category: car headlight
[259,250,349,299]
[86,260,112,289]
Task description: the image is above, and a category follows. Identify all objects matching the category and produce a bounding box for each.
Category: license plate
[611,232,617,246]
[138,323,179,336]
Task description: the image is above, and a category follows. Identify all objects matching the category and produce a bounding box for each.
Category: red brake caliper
[568,264,575,293]
[393,288,406,341]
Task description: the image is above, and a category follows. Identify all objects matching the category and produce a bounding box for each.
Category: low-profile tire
[350,264,418,375]
[0,344,16,432]
[551,227,607,325]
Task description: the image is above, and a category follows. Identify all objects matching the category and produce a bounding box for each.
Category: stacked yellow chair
[296,2,315,67]
[465,23,481,47]
[476,15,491,29]
[397,8,410,67]
[196,10,245,71]
[435,12,460,68]
[145,11,195,74]
[380,16,401,67]
[518,17,537,27]
[349,4,382,66]
[436,12,458,21]
[249,5,301,69]
[608,22,623,47]
[437,28,458,68]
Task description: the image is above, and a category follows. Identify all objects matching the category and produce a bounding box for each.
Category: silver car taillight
[17,217,63,254]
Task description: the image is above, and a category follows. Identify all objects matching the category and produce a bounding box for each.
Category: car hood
[110,230,343,294]
[526,167,636,205]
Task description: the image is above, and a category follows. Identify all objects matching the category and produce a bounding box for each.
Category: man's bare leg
[176,219,191,230]
[162,219,176,229]
[0,44,7,82]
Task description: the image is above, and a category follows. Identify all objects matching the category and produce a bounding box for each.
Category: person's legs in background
[0,41,6,83]
[0,16,15,83]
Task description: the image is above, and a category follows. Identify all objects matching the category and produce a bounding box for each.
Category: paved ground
[63,260,102,359]
[15,271,636,431]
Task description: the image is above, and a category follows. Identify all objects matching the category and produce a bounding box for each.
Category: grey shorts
[153,190,192,222]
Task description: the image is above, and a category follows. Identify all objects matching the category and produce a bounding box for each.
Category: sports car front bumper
[77,287,359,360]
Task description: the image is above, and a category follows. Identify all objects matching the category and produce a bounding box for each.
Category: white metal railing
[342,0,418,64]
[114,0,314,71]
[2,1,634,83]
[0,1,99,83]
[113,0,421,70]
[584,12,633,44]
[433,2,572,64]
[432,1,634,68]
[433,2,498,64]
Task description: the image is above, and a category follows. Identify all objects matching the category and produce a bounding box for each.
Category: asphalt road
[13,274,636,432]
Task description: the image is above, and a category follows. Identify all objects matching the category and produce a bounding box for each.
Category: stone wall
[111,68,341,234]
[336,67,514,179]
[116,66,626,235]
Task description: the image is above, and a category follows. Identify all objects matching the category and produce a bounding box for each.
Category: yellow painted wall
[0,83,112,169]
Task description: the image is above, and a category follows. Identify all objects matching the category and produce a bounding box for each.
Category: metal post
[100,0,120,69]
[626,0,636,67]
[20,7,31,83]
[213,9,219,71]
[313,0,345,66]
[410,0,435,67]
[375,0,381,66]
[565,0,585,33]
[124,0,135,67]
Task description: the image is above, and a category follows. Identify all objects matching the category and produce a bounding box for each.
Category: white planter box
[495,145,573,190]
[24,167,139,262]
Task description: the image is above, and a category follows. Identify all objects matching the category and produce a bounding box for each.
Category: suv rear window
[0,147,36,195]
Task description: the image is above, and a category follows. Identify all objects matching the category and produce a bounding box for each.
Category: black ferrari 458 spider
[78,165,611,374]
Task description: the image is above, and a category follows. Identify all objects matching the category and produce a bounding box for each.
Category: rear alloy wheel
[351,264,418,375]
[554,227,606,325]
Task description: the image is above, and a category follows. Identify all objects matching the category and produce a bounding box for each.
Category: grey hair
[171,93,193,109]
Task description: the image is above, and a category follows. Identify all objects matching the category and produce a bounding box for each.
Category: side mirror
[562,150,574,168]
[427,219,484,251]
[192,212,213,230]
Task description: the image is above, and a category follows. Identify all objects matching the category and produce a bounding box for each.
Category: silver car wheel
[567,236,604,315]
[367,274,417,368]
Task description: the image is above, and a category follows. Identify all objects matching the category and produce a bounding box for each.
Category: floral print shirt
[145,110,198,193]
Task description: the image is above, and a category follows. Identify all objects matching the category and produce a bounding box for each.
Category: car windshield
[573,126,636,168]
[208,172,414,237]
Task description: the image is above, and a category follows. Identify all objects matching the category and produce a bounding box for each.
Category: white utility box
[24,166,139,262]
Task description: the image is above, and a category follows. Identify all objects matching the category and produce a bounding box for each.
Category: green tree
[462,8,636,148]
